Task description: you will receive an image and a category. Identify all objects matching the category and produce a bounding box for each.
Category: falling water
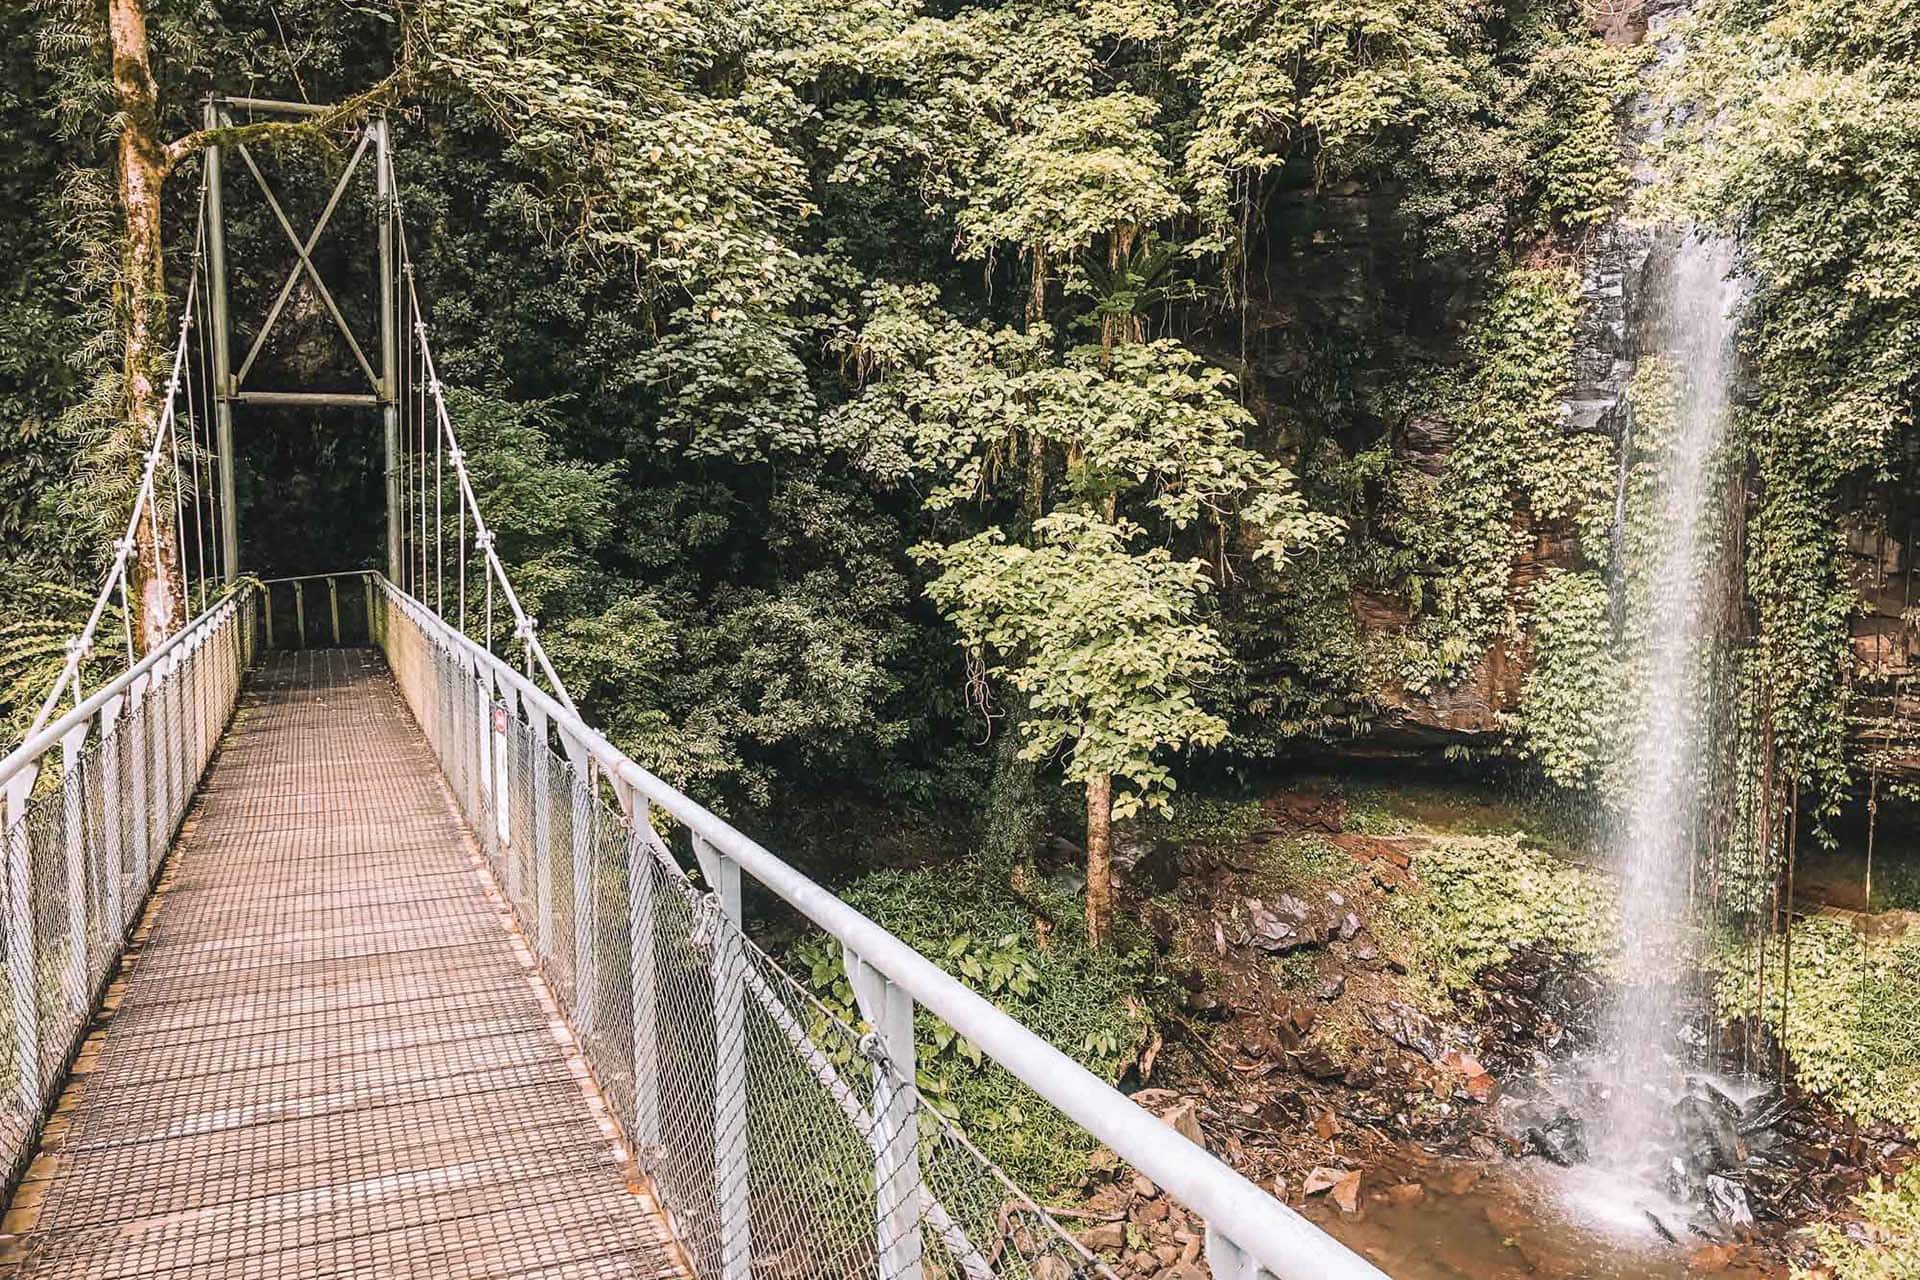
[1594,231,1742,1180]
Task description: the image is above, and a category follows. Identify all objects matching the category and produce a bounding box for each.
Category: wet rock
[1482,1201,1530,1235]
[1273,791,1343,833]
[1526,1113,1589,1167]
[1426,1163,1482,1196]
[1245,896,1321,953]
[1439,1049,1497,1103]
[1737,1086,1793,1136]
[1333,833,1417,869]
[1303,1166,1346,1194]
[1383,1182,1425,1207]
[1686,1243,1738,1273]
[1677,1095,1743,1174]
[1704,1174,1754,1230]
[1695,1077,1742,1121]
[1365,1002,1444,1062]
[1511,1233,1584,1280]
[1327,1171,1363,1214]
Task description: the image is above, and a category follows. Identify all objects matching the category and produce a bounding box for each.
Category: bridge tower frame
[200,95,402,583]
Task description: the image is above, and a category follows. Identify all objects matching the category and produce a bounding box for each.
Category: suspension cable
[385,151,577,713]
[179,237,210,617]
[194,200,222,594]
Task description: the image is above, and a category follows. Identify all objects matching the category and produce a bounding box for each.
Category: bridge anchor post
[845,949,924,1280]
[692,833,752,1280]
[612,772,662,1161]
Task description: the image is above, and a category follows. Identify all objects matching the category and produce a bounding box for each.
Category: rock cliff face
[1349,4,1673,749]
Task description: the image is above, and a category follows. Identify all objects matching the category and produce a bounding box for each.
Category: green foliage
[1178,0,1473,238]
[1382,836,1616,996]
[1798,1163,1920,1280]
[1515,34,1641,236]
[831,286,1335,560]
[956,92,1181,262]
[791,869,1142,1194]
[1258,833,1352,891]
[916,513,1230,817]
[1869,858,1920,914]
[1713,917,1920,1129]
[1179,0,1636,250]
[1131,791,1264,851]
[1518,569,1627,789]
[832,280,1335,826]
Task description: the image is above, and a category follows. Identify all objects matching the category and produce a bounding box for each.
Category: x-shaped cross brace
[231,127,380,395]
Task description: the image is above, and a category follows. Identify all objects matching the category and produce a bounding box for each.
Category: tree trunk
[1084,773,1113,947]
[1082,281,1132,948]
[108,0,184,654]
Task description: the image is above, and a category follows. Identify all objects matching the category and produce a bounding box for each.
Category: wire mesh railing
[374,573,1386,1280]
[0,588,256,1188]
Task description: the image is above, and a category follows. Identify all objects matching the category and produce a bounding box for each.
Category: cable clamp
[474,530,495,551]
[427,379,442,398]
[447,446,463,465]
[514,616,536,642]
[856,1031,891,1066]
[114,537,136,559]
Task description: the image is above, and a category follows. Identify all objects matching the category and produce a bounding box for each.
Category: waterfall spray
[1596,230,1742,1176]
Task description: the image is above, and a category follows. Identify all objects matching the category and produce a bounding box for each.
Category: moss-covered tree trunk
[1083,773,1112,947]
[109,0,184,654]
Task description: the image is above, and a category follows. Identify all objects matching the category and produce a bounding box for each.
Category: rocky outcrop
[1348,4,1675,748]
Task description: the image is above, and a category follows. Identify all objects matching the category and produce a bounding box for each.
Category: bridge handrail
[0,583,256,1185]
[0,586,254,799]
[373,572,1385,1280]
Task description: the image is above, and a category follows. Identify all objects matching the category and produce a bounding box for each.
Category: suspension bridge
[0,102,1384,1280]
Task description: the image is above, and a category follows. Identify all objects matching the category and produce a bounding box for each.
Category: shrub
[1714,917,1920,1129]
[1381,835,1616,997]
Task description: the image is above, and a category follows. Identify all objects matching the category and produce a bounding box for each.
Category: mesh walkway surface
[0,650,686,1280]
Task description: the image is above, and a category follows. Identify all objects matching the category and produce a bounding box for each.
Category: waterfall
[1595,230,1742,1176]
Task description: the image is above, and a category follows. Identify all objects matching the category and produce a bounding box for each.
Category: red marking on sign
[492,706,508,734]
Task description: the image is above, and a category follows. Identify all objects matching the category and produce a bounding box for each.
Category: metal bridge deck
[0,650,685,1280]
